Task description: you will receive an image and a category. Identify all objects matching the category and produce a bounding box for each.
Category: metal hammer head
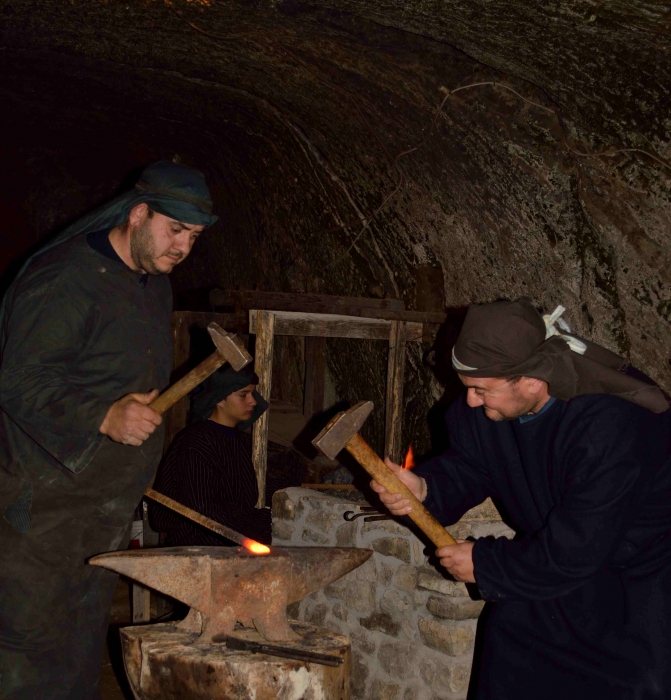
[207,322,252,371]
[312,400,374,460]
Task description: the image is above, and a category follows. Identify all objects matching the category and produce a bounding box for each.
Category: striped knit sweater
[149,420,272,546]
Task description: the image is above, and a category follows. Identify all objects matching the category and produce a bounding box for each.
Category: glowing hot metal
[242,538,271,555]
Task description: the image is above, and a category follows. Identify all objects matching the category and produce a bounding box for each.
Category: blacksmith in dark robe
[0,161,218,700]
[372,297,671,699]
[150,365,274,546]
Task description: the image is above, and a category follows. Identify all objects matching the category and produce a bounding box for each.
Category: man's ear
[523,376,546,396]
[128,202,149,227]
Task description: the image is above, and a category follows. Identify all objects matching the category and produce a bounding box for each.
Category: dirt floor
[99,579,135,700]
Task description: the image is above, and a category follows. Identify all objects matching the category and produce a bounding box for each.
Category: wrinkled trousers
[0,516,127,699]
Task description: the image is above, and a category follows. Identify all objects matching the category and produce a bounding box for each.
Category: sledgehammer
[312,401,457,547]
[148,322,251,415]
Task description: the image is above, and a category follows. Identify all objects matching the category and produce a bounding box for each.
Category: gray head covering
[0,160,217,329]
[190,365,269,429]
[452,297,668,413]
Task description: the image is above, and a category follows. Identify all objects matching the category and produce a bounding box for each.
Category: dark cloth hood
[190,364,269,429]
[58,160,218,236]
[452,297,668,413]
[0,160,217,336]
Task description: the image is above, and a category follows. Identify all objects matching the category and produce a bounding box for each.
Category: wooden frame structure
[163,292,456,508]
[135,292,461,621]
[248,309,425,506]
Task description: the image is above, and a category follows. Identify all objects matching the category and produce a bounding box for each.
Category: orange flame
[242,538,271,555]
[402,445,415,470]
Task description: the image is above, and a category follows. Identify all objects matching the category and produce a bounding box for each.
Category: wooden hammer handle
[345,433,457,547]
[149,352,226,416]
[144,487,247,546]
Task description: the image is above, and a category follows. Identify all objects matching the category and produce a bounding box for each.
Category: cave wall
[1,0,669,454]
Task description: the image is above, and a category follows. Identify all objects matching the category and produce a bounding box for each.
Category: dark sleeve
[150,437,272,545]
[473,407,642,601]
[0,273,110,472]
[179,448,271,544]
[414,400,494,525]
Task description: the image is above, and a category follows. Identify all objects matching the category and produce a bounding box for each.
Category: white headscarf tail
[542,305,587,355]
[451,346,478,371]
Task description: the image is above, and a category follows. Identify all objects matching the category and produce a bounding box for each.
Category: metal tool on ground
[312,401,457,547]
[224,636,344,667]
[148,322,251,415]
[90,545,372,643]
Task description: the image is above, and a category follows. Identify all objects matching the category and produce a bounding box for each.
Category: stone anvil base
[120,620,351,700]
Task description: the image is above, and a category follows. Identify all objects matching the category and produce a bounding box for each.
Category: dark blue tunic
[415,394,671,699]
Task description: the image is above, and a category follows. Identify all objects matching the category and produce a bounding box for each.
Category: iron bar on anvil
[144,488,270,554]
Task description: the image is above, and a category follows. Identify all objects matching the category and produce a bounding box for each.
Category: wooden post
[131,501,156,624]
[303,336,327,420]
[164,312,191,451]
[132,583,151,624]
[252,310,275,508]
[385,320,407,464]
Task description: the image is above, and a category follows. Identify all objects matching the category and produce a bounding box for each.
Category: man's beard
[129,218,182,275]
[484,407,524,422]
[483,396,541,422]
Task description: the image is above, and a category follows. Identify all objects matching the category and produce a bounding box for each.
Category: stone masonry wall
[272,487,514,700]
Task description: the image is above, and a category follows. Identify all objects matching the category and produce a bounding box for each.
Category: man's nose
[174,232,193,254]
[466,388,483,408]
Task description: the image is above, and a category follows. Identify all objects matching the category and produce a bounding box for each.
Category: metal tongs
[343,505,391,522]
[225,636,344,667]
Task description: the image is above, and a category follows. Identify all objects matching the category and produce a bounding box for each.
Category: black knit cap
[190,365,269,427]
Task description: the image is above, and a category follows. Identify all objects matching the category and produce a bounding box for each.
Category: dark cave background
[1,0,670,455]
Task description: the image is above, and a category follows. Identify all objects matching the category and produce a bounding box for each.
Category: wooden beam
[385,321,407,464]
[132,583,151,624]
[171,310,249,334]
[210,289,404,314]
[131,501,157,624]
[251,311,275,508]
[304,336,327,419]
[249,310,423,341]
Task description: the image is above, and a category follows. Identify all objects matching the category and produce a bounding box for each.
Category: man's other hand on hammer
[100,389,162,446]
[370,460,476,584]
[370,458,428,516]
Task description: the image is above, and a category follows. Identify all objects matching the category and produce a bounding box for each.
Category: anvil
[90,545,371,642]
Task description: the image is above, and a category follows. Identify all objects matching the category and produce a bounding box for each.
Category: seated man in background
[150,365,298,545]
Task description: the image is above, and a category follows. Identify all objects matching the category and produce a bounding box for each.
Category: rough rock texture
[272,487,515,698]
[1,0,669,451]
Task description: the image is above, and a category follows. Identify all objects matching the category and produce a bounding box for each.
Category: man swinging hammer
[373,297,671,700]
[0,161,217,699]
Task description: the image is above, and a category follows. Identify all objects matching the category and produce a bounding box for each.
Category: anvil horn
[90,546,372,642]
